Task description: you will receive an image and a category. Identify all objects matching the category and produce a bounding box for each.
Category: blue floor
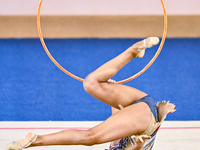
[0,38,200,121]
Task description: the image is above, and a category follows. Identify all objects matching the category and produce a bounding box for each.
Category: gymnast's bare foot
[130,37,160,58]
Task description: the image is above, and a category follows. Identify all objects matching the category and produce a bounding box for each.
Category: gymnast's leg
[83,37,159,108]
[15,102,151,148]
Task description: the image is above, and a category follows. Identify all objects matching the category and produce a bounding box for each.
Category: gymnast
[5,37,176,150]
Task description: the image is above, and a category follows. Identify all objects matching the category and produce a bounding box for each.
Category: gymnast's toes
[146,37,160,48]
[136,37,159,58]
[5,142,21,150]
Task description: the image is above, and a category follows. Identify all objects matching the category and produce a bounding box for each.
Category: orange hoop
[37,0,167,84]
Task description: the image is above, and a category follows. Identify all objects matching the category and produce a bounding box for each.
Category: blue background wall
[0,38,200,121]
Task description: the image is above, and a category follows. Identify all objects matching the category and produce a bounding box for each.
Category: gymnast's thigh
[89,102,152,144]
[84,80,147,108]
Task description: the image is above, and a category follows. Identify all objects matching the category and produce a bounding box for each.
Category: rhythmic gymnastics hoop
[37,0,167,84]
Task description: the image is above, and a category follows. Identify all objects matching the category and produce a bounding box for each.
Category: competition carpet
[0,38,200,121]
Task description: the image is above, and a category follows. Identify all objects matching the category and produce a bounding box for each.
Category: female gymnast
[5,37,176,150]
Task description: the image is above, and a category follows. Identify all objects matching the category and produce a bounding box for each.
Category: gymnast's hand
[127,135,151,150]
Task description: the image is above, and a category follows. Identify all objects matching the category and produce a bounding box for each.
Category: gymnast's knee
[83,73,98,94]
[82,129,100,146]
